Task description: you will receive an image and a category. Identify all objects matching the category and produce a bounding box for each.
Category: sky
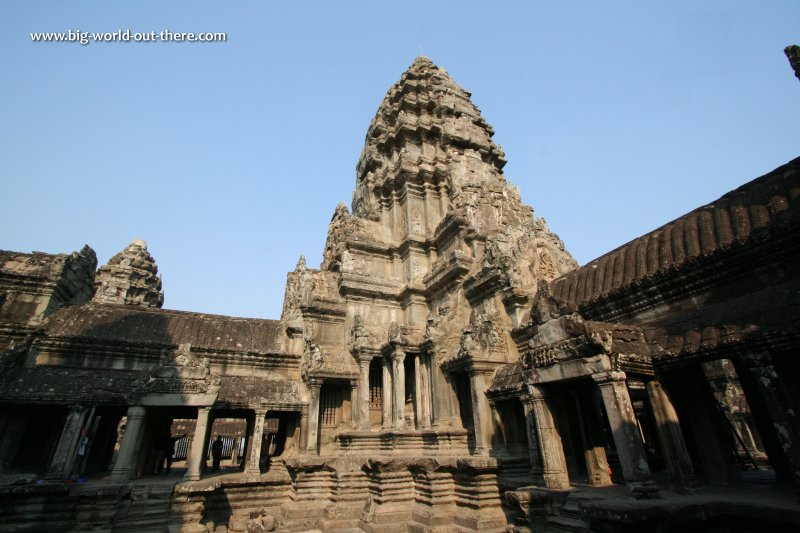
[1,1,798,320]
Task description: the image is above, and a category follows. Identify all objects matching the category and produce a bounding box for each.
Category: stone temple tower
[281,56,576,462]
[93,239,164,308]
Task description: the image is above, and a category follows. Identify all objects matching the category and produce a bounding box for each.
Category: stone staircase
[112,483,175,532]
[0,484,77,532]
[545,496,587,532]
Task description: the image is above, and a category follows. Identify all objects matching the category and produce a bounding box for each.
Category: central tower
[281,57,576,457]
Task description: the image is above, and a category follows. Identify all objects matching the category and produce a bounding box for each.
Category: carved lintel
[591,370,627,386]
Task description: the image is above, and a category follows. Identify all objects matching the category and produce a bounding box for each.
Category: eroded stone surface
[93,239,164,308]
[0,54,799,533]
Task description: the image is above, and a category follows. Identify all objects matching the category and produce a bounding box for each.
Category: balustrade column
[357,358,371,429]
[393,349,406,430]
[420,354,432,428]
[350,379,359,428]
[382,357,393,429]
[306,379,322,453]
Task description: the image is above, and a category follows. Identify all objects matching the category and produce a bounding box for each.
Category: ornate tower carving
[93,239,164,308]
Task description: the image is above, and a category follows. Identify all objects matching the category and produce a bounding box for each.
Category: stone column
[528,385,570,490]
[414,353,422,429]
[306,379,322,453]
[521,396,543,479]
[184,407,211,481]
[593,371,657,497]
[468,368,493,455]
[230,436,240,466]
[110,406,146,483]
[393,349,406,430]
[427,349,456,428]
[358,357,371,429]
[420,354,432,428]
[350,379,359,428]
[299,405,309,452]
[646,380,697,493]
[382,357,393,429]
[737,354,800,488]
[571,392,612,487]
[46,405,90,480]
[246,408,267,475]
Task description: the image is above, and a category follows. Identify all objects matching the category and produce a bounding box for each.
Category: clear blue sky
[1,1,798,319]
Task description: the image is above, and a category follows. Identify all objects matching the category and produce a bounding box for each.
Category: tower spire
[93,239,164,308]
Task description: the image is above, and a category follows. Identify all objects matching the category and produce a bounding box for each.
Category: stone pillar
[46,405,90,480]
[468,368,493,455]
[737,354,800,488]
[521,396,544,479]
[413,353,424,429]
[110,406,146,483]
[673,365,740,486]
[184,407,211,481]
[299,405,309,452]
[528,385,570,489]
[246,408,267,475]
[393,349,406,430]
[350,379,359,428]
[358,357,371,429]
[571,392,612,487]
[306,379,322,453]
[427,349,456,428]
[646,380,697,493]
[420,354,432,428]
[230,436,240,466]
[593,371,658,497]
[382,357,393,429]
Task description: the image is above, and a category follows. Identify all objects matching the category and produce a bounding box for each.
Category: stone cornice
[33,336,300,370]
[299,299,347,318]
[423,250,473,294]
[463,266,506,305]
[339,272,405,299]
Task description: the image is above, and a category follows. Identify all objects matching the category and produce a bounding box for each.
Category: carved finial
[93,239,163,308]
[296,255,307,271]
[333,202,350,221]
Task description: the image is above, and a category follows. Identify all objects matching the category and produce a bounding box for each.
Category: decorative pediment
[142,343,221,395]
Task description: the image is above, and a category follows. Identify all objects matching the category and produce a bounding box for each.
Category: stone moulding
[335,428,470,455]
[423,250,473,294]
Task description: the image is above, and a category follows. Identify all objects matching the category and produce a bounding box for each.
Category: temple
[0,56,798,532]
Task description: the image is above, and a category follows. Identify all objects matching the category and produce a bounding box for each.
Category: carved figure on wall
[301,332,323,381]
[350,314,371,351]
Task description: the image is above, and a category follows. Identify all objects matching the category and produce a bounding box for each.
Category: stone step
[319,517,362,530]
[113,524,168,533]
[546,516,587,533]
[0,509,76,524]
[125,505,171,519]
[0,520,76,533]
